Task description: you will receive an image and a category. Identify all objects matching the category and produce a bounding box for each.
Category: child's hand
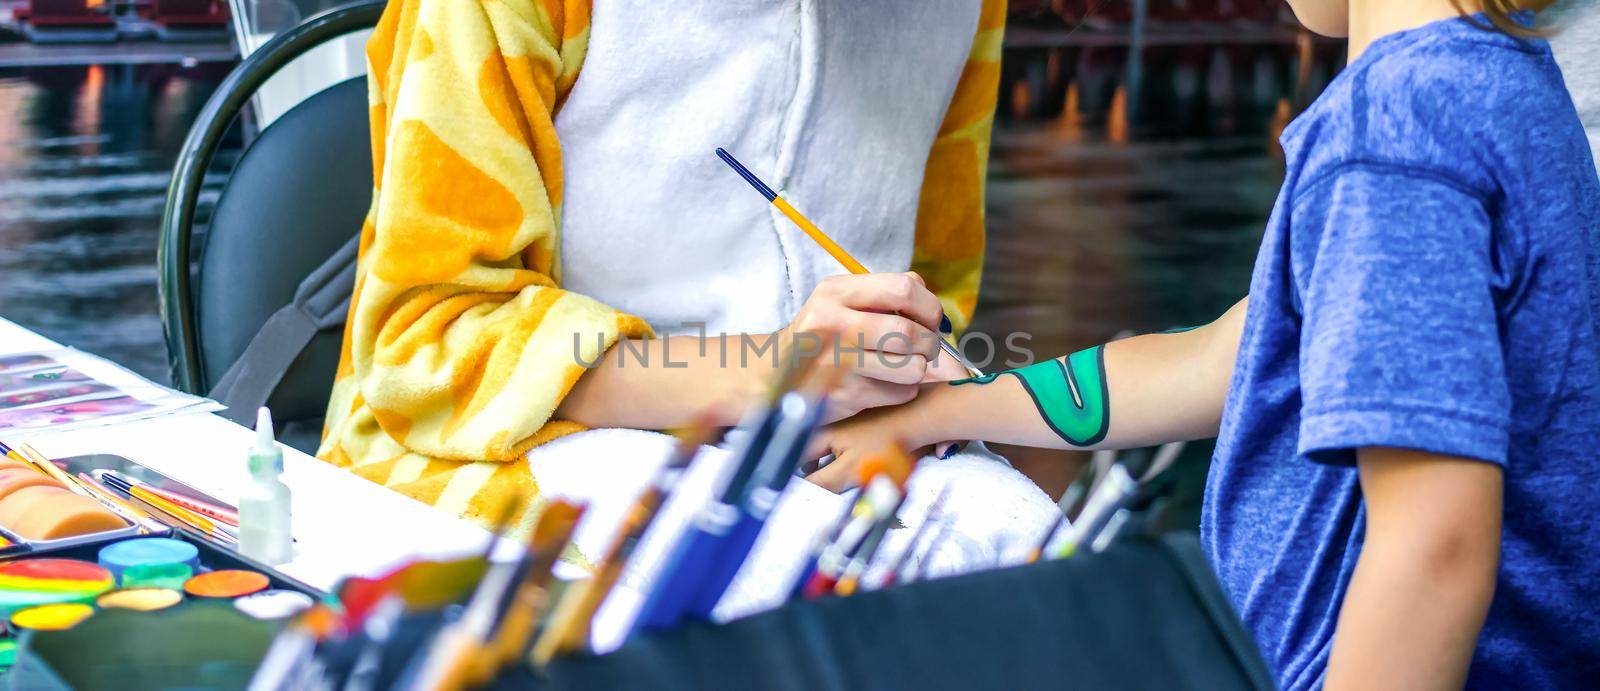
[804,394,939,492]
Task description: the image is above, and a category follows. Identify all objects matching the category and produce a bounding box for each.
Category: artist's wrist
[706,350,769,427]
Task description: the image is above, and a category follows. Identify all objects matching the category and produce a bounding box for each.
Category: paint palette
[0,534,323,654]
[0,453,231,560]
[16,533,321,601]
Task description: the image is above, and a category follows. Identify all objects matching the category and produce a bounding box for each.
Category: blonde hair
[1452,0,1554,38]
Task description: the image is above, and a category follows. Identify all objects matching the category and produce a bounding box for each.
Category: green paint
[950,347,1109,446]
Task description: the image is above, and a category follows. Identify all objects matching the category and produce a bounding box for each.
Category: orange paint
[183,570,270,598]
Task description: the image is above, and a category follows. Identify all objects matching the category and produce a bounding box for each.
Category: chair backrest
[198,76,370,452]
[159,1,384,453]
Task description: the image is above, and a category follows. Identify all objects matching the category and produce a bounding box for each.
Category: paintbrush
[876,486,950,589]
[532,416,723,664]
[1026,512,1069,563]
[899,509,956,584]
[76,472,169,534]
[353,497,522,640]
[12,443,95,498]
[832,448,914,596]
[1047,464,1138,559]
[407,501,586,689]
[97,471,238,545]
[715,147,983,378]
[98,471,232,536]
[678,353,848,619]
[130,486,236,539]
[132,482,238,526]
[631,346,832,633]
[485,501,589,665]
[796,452,911,599]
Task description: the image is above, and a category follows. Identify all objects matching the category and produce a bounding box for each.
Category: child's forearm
[903,299,1248,450]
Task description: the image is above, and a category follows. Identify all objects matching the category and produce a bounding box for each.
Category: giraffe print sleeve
[323,0,652,466]
[911,0,1005,335]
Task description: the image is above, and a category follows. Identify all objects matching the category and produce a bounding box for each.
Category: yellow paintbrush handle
[772,197,869,275]
[12,445,93,498]
[76,473,166,534]
[130,486,218,534]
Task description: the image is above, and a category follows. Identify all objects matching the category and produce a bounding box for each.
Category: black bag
[501,532,1274,691]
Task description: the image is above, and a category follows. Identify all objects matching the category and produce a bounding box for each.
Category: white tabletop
[0,317,492,591]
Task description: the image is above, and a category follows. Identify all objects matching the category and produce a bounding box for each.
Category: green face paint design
[948,346,1109,447]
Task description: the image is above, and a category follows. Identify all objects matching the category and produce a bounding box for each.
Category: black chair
[159,1,384,453]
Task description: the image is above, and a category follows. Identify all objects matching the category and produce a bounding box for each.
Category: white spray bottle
[240,407,294,565]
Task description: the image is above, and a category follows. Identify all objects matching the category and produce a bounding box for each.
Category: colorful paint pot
[95,587,183,612]
[121,562,194,591]
[10,602,94,631]
[234,589,314,620]
[0,639,15,667]
[98,538,200,584]
[184,570,269,599]
[0,559,114,614]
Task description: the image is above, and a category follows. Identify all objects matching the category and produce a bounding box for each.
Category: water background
[0,22,1345,499]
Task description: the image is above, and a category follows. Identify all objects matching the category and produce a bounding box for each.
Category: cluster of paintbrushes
[0,439,239,549]
[793,451,949,598]
[244,344,961,689]
[1026,443,1185,563]
[90,470,240,546]
[246,494,582,690]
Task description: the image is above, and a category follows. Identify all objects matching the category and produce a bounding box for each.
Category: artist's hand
[803,390,940,492]
[779,272,962,422]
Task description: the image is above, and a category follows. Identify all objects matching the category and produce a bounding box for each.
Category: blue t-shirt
[1204,16,1600,690]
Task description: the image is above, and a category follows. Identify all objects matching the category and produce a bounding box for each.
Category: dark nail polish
[939,314,953,335]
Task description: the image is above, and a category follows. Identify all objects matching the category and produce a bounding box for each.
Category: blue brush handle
[682,509,768,619]
[631,505,737,634]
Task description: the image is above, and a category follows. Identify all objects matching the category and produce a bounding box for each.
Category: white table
[0,317,492,591]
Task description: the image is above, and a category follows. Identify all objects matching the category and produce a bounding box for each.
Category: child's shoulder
[1286,18,1568,200]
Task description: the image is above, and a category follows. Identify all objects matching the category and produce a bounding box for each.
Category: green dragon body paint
[949,346,1110,447]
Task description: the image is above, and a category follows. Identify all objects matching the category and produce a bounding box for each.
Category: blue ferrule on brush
[682,509,768,619]
[716,148,778,202]
[631,503,741,633]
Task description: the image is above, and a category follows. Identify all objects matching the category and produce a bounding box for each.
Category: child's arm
[807,298,1249,489]
[1324,448,1501,690]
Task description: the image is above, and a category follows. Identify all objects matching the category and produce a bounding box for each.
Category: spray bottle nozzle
[255,407,276,454]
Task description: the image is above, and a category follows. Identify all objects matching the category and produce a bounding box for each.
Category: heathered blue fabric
[1202,16,1600,690]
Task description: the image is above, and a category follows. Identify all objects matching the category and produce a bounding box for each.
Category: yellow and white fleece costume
[318,0,1055,545]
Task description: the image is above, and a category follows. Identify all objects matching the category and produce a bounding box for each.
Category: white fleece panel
[555,0,980,336]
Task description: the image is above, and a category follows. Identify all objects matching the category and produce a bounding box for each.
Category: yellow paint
[11,603,93,630]
[96,588,182,612]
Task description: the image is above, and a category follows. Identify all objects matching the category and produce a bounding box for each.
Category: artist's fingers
[840,312,941,359]
[844,352,929,385]
[921,348,969,383]
[804,431,833,462]
[818,272,945,333]
[808,451,862,493]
